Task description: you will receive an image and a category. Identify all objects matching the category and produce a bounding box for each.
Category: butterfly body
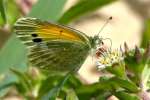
[14,18,102,72]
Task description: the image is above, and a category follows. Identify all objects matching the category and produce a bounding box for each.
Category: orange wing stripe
[36,23,82,41]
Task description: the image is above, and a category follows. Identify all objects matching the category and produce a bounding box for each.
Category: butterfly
[14,17,106,72]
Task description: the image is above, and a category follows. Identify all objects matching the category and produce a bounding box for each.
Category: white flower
[96,49,124,70]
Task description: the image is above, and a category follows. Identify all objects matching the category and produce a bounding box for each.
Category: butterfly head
[90,35,103,49]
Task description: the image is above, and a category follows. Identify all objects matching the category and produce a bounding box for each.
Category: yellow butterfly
[14,17,104,72]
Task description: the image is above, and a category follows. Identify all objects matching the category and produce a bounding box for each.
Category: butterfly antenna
[97,16,112,36]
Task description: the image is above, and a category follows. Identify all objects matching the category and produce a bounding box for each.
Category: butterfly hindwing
[28,40,89,71]
[14,17,91,71]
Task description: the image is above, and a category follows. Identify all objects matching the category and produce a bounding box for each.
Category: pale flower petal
[96,49,124,70]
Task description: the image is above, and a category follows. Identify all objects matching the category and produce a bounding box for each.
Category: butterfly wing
[14,18,91,71]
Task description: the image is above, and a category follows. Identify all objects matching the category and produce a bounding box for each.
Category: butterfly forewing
[14,17,91,71]
[14,18,90,45]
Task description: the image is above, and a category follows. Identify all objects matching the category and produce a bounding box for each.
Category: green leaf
[5,0,20,25]
[95,91,111,100]
[110,77,139,93]
[125,53,141,76]
[10,68,32,92]
[66,74,82,88]
[0,82,15,92]
[76,81,112,99]
[75,76,138,99]
[141,64,150,90]
[0,0,20,26]
[66,89,79,100]
[29,0,67,22]
[0,35,27,74]
[58,0,116,24]
[0,73,17,97]
[125,49,146,83]
[38,75,63,98]
[106,63,126,78]
[114,91,140,100]
[141,19,150,48]
[0,0,6,24]
[41,73,70,100]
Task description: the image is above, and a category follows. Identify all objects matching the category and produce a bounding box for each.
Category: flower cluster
[96,48,124,70]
